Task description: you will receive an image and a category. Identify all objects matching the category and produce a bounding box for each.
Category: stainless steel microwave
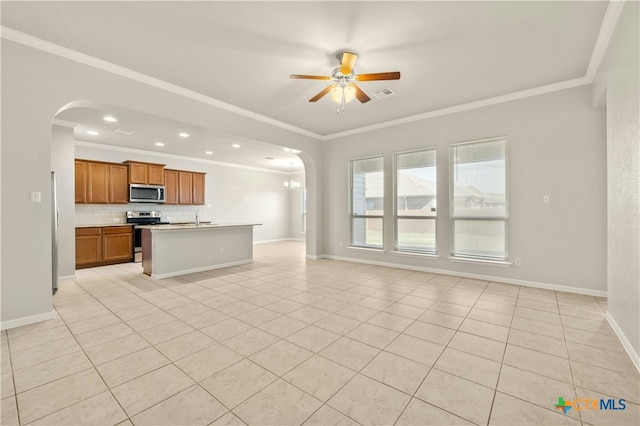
[129,184,166,203]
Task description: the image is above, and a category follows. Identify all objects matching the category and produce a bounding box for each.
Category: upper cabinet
[192,172,205,205]
[164,169,179,205]
[124,161,165,185]
[178,171,193,205]
[76,158,204,205]
[164,169,205,205]
[109,164,129,204]
[75,159,128,204]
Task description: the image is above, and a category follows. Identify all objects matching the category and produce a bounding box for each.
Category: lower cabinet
[76,226,133,269]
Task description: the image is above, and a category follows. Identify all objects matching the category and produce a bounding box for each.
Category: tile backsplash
[75,204,206,226]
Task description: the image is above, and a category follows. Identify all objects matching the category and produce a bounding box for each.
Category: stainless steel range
[126,211,169,262]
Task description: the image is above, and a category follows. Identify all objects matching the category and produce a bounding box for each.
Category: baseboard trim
[321,254,607,297]
[254,238,304,244]
[1,310,55,331]
[150,259,253,279]
[605,312,640,373]
[58,274,76,281]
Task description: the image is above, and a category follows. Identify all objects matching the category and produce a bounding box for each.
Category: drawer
[103,226,133,235]
[76,227,101,236]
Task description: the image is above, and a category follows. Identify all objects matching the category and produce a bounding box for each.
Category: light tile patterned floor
[1,241,638,425]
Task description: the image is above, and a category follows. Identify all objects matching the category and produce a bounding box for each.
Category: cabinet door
[109,165,129,204]
[178,171,193,204]
[103,230,133,263]
[128,163,148,184]
[148,164,165,185]
[192,173,205,205]
[76,227,102,267]
[75,160,87,203]
[87,162,109,204]
[164,170,179,205]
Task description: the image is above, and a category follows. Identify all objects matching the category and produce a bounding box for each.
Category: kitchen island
[139,223,261,278]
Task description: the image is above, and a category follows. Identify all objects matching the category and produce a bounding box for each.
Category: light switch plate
[30,191,41,202]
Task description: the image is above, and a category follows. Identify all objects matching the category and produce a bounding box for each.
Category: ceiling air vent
[372,87,396,99]
[114,128,134,135]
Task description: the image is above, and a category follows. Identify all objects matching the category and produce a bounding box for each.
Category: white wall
[74,144,292,242]
[51,125,76,278]
[323,85,607,294]
[1,39,322,328]
[288,172,307,240]
[595,1,640,366]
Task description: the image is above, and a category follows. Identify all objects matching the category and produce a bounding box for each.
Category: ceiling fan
[290,52,400,111]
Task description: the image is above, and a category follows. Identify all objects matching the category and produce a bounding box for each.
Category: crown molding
[322,77,591,140]
[74,140,298,175]
[585,0,626,81]
[2,0,624,143]
[1,26,323,141]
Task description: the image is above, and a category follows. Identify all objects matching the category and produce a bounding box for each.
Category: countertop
[137,223,261,231]
[76,223,134,228]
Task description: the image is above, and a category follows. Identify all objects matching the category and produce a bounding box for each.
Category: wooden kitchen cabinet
[102,226,134,263]
[75,159,129,204]
[164,169,179,205]
[109,164,129,204]
[75,226,133,269]
[75,227,102,268]
[192,172,205,205]
[178,171,193,205]
[124,161,165,185]
[87,162,109,204]
[75,160,88,203]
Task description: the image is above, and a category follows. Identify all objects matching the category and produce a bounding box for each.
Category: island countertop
[137,222,261,231]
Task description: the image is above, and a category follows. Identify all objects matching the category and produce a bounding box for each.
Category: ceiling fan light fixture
[330,83,356,104]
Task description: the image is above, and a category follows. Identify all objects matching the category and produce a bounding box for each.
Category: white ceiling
[2,1,610,170]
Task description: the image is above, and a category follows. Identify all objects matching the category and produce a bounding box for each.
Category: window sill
[392,251,439,259]
[348,245,384,253]
[447,256,512,267]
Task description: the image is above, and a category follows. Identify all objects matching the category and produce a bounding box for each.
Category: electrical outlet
[113,217,120,222]
[220,247,224,254]
[30,191,41,202]
[339,242,343,248]
[515,258,522,266]
[543,195,550,203]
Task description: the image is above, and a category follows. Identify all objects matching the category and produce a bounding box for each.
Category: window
[394,149,437,253]
[351,156,384,249]
[450,138,507,260]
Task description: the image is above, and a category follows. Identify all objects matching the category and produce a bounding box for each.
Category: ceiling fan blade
[340,52,358,75]
[355,71,401,81]
[290,74,331,80]
[309,84,334,102]
[353,84,371,103]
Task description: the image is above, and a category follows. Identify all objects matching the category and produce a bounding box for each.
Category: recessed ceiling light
[232,144,240,148]
[205,151,213,155]
[155,142,165,147]
[86,130,99,135]
[103,115,117,122]
[179,132,189,138]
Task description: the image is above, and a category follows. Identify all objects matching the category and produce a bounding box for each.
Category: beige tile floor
[1,241,638,425]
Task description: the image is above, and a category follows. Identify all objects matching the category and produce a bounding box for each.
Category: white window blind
[450,138,507,260]
[351,156,384,249]
[395,149,437,254]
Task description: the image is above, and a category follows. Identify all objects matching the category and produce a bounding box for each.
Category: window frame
[449,136,509,262]
[393,147,438,255]
[349,155,384,250]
